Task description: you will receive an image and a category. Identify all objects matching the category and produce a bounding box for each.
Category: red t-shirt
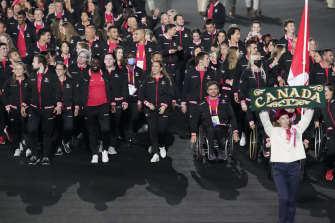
[17,27,26,58]
[64,55,69,66]
[87,70,108,106]
[136,44,146,71]
[37,72,43,93]
[209,99,217,114]
[35,23,43,34]
[108,41,117,53]
[39,43,47,52]
[208,3,215,19]
[105,12,114,23]
[1,60,6,68]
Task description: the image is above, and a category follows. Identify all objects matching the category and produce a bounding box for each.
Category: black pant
[187,102,198,131]
[146,110,169,155]
[85,104,110,155]
[8,108,27,150]
[28,107,54,157]
[326,136,335,169]
[73,109,86,137]
[110,105,122,147]
[0,95,7,137]
[123,101,139,141]
[54,109,73,147]
[273,161,301,223]
[166,63,178,99]
[205,125,228,151]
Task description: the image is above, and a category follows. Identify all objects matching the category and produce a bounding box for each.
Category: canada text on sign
[250,85,325,111]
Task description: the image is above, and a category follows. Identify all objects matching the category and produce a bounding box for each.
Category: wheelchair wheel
[314,126,322,160]
[227,125,234,157]
[249,126,258,160]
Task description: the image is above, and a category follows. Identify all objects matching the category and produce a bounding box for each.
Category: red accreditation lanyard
[206,96,219,116]
[127,66,135,85]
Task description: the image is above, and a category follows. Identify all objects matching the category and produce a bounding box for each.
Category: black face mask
[254,60,262,68]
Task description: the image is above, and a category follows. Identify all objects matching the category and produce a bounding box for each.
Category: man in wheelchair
[190,81,239,160]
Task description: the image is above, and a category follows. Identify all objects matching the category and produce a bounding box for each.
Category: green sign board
[250,85,326,111]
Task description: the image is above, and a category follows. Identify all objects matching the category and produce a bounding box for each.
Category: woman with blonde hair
[76,41,90,55]
[2,62,30,157]
[0,33,16,52]
[145,29,157,43]
[217,46,238,99]
[239,52,268,130]
[138,61,174,163]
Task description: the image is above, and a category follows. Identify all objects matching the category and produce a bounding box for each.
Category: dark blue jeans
[272,161,302,223]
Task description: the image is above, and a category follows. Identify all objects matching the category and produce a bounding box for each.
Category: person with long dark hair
[53,62,77,155]
[138,61,174,163]
[315,83,335,181]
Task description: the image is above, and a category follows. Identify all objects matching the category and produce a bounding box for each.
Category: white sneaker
[159,146,166,158]
[108,146,117,155]
[19,142,24,151]
[150,153,160,163]
[91,155,99,164]
[98,141,103,153]
[102,151,109,163]
[148,146,153,154]
[143,124,148,133]
[14,148,21,157]
[240,132,246,146]
[25,148,32,157]
[77,132,84,139]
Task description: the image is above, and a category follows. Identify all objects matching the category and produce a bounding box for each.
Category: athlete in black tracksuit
[53,63,78,155]
[23,55,62,165]
[0,57,13,142]
[182,64,217,131]
[103,65,129,148]
[2,70,30,153]
[125,40,160,74]
[314,83,335,180]
[138,63,174,161]
[158,33,179,99]
[274,50,293,86]
[77,56,113,160]
[322,98,335,177]
[121,63,144,146]
[68,61,90,141]
[190,93,238,160]
[309,63,335,85]
[239,67,268,127]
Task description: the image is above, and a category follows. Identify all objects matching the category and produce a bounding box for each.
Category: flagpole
[303,0,308,86]
[302,0,308,118]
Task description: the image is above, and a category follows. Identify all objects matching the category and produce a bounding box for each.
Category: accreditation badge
[128,84,136,96]
[136,61,144,69]
[211,116,220,126]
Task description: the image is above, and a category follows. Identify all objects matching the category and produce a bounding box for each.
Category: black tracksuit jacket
[190,97,238,134]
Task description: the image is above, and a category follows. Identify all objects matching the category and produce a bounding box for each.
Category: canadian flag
[287,1,310,86]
